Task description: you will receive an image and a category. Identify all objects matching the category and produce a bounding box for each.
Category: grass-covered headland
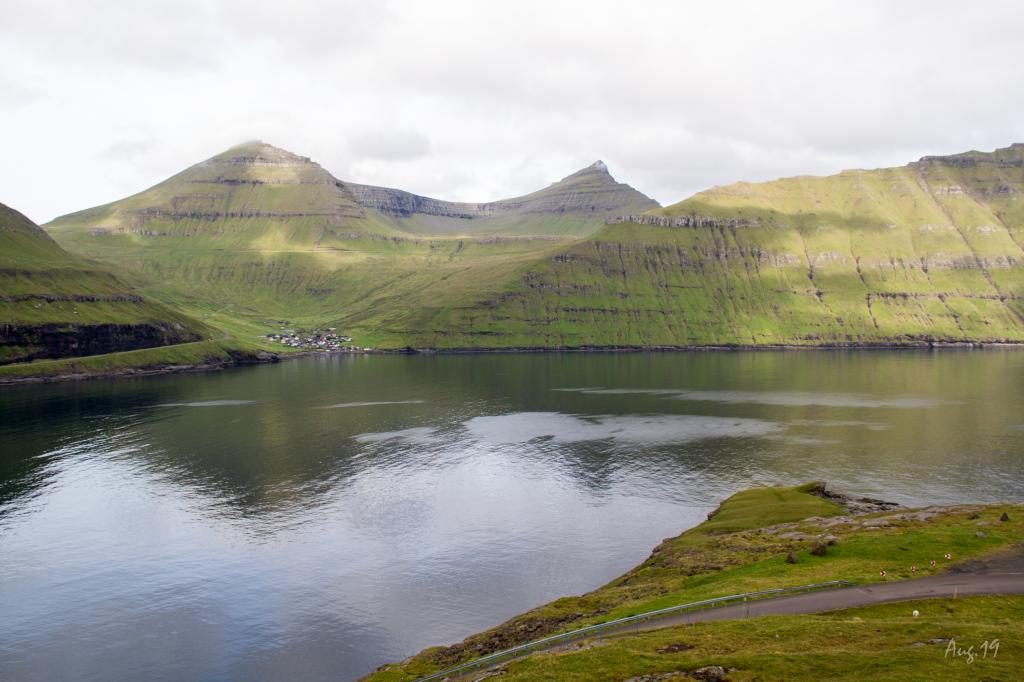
[0,338,278,384]
[363,483,1024,681]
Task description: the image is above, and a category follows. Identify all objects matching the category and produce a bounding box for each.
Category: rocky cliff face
[918,143,1024,169]
[342,183,488,220]
[0,322,200,365]
[610,214,759,228]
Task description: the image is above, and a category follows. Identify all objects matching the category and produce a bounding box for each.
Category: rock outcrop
[919,142,1024,168]
[610,214,759,228]
[808,482,903,515]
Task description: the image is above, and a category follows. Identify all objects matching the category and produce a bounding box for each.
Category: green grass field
[486,596,1022,681]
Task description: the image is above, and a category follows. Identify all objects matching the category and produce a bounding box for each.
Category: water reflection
[319,400,426,409]
[2,351,1024,681]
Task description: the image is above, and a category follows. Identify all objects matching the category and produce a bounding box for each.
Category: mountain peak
[180,141,338,187]
[558,159,620,185]
[567,159,611,178]
[1,201,78,264]
[0,201,48,238]
[211,140,317,166]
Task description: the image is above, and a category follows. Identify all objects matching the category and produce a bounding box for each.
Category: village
[265,328,359,352]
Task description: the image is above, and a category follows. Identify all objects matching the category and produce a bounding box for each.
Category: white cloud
[2,0,1024,222]
[347,129,432,162]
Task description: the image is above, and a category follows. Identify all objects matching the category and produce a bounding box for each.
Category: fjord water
[2,352,1024,680]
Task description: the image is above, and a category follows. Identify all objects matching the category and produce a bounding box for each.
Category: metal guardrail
[413,579,853,681]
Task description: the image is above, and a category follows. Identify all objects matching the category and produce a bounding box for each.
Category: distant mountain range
[41,142,663,351]
[342,158,659,236]
[4,140,1024,376]
[50,141,658,240]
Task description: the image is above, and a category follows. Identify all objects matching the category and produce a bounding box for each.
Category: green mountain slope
[421,144,1024,347]
[48,141,405,242]
[44,143,657,341]
[0,202,204,364]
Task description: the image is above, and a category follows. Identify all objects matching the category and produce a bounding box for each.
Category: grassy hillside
[44,142,657,344]
[422,144,1024,348]
[364,484,1024,681]
[0,201,206,364]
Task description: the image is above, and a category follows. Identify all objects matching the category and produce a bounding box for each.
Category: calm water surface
[2,352,1024,680]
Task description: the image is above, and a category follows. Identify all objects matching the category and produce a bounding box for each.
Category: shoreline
[0,347,279,386]
[3,340,1024,386]
[361,484,1024,681]
[402,340,1024,354]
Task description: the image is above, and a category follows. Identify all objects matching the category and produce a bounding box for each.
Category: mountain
[342,159,659,236]
[422,144,1024,347]
[0,202,204,364]
[49,142,657,241]
[44,142,658,340]
[43,141,1024,350]
[48,142,403,244]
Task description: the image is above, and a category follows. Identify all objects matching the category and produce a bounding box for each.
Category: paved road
[441,549,1024,680]
[605,547,1024,636]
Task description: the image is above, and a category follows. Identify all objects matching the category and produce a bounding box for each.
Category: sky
[3,0,1024,223]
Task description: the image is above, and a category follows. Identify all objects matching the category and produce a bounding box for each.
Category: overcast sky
[3,0,1024,223]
